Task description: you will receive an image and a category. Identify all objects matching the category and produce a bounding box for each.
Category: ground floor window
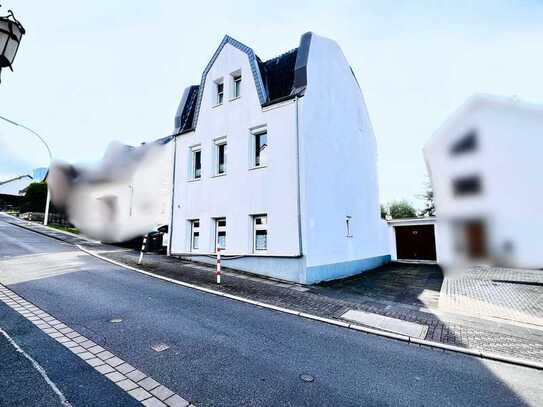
[253,214,268,252]
[190,219,200,251]
[215,218,226,250]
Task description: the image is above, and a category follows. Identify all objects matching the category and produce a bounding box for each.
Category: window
[253,215,268,252]
[190,220,200,251]
[453,175,481,196]
[345,216,353,237]
[253,130,268,167]
[233,74,241,98]
[450,130,478,155]
[215,141,227,175]
[215,218,226,250]
[191,148,202,179]
[216,81,224,105]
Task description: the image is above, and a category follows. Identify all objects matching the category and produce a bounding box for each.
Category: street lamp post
[0,114,53,225]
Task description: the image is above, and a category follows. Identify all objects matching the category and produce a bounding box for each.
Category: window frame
[252,214,268,252]
[215,217,227,251]
[215,79,224,106]
[190,146,202,180]
[233,74,241,99]
[250,127,268,169]
[214,137,227,176]
[190,219,200,251]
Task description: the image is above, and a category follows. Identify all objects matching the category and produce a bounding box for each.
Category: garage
[388,218,437,261]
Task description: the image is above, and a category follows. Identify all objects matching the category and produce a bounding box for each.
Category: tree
[388,200,417,219]
[418,178,436,217]
[22,182,47,212]
[380,204,388,219]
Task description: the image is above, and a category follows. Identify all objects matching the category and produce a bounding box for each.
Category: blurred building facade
[425,95,543,269]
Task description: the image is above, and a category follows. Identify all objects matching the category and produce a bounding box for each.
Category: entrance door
[395,224,437,261]
[464,221,487,259]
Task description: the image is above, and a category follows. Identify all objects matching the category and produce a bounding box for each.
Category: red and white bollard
[138,235,148,265]
[216,247,221,284]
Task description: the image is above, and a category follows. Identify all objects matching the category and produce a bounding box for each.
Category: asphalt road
[0,216,542,406]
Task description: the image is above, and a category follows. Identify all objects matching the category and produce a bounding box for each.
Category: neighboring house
[0,174,33,196]
[49,137,174,245]
[169,32,390,284]
[424,94,543,269]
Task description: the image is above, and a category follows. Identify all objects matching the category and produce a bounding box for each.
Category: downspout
[167,135,178,256]
[295,96,303,257]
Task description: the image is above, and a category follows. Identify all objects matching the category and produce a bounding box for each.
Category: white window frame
[215,79,224,106]
[232,72,241,99]
[190,219,200,251]
[190,146,202,180]
[250,127,268,169]
[215,217,227,251]
[252,214,268,252]
[214,137,227,176]
[346,216,353,237]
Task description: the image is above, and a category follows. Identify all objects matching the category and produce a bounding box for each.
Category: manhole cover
[300,374,314,382]
[110,318,123,323]
[151,343,170,352]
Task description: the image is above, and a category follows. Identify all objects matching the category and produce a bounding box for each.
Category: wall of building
[425,97,543,268]
[170,43,301,259]
[298,34,390,283]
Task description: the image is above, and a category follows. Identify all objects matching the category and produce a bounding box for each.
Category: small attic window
[450,130,477,156]
[215,79,224,105]
[233,74,241,98]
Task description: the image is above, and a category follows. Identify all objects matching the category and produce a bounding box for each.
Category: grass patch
[48,223,80,234]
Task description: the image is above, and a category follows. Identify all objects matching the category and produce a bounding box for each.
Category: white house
[424,94,543,269]
[168,32,390,284]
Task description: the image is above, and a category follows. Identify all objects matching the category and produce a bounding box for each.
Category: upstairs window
[453,175,481,196]
[233,74,241,98]
[215,218,227,250]
[190,219,200,251]
[216,80,224,105]
[253,215,268,252]
[215,139,227,175]
[191,148,202,180]
[450,130,477,156]
[253,130,268,167]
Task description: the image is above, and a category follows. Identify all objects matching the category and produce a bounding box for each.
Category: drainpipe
[295,96,303,256]
[167,135,178,256]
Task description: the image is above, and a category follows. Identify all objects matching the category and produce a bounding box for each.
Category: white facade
[424,94,543,269]
[170,33,390,284]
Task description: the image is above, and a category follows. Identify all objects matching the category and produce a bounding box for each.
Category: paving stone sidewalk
[6,216,543,364]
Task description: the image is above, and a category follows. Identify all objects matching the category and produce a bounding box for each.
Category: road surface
[0,215,541,406]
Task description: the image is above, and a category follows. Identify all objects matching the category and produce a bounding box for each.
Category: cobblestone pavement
[440,265,543,326]
[5,216,543,364]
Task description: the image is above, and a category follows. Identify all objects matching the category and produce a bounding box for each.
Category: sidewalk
[5,214,543,365]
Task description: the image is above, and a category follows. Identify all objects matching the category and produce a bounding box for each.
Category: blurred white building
[424,94,543,269]
[169,33,390,284]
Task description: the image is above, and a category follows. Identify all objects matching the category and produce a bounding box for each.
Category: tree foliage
[388,200,417,219]
[22,182,48,212]
[418,178,436,217]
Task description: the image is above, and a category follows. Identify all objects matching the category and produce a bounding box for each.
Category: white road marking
[0,327,72,406]
[0,284,192,406]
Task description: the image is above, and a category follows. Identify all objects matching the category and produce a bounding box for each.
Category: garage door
[395,225,436,261]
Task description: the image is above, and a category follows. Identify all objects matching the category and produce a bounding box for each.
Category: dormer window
[215,80,224,105]
[233,74,241,98]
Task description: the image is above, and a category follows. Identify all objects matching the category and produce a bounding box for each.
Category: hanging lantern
[0,8,25,80]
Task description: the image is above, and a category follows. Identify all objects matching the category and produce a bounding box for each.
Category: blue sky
[1,1,542,207]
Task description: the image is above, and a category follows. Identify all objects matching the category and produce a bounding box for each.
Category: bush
[388,200,417,219]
